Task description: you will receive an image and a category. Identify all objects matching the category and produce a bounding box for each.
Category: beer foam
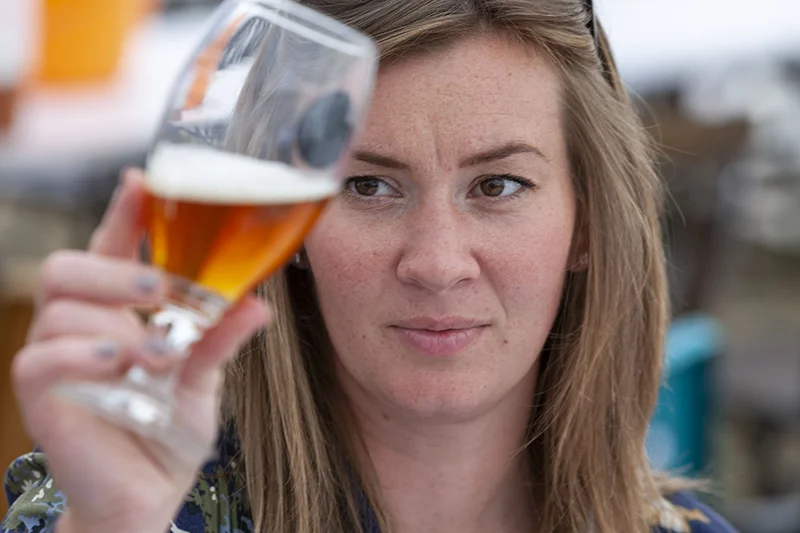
[146,144,340,204]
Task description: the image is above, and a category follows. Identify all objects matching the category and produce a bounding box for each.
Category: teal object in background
[646,314,725,476]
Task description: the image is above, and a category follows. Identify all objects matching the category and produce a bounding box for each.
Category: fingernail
[135,272,160,294]
[145,337,169,356]
[96,340,121,359]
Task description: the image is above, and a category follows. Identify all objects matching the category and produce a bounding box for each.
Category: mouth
[389,317,490,356]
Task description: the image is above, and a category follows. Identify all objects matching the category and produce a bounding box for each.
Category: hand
[11,170,270,533]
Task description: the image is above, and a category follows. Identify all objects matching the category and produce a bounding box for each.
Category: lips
[389,317,489,356]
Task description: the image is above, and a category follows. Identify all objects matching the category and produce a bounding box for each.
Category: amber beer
[145,144,338,302]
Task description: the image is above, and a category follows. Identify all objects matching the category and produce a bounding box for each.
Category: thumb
[88,169,148,259]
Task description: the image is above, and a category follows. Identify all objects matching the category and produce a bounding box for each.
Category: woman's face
[305,34,576,422]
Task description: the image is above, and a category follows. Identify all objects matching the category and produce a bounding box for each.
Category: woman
[2,0,736,532]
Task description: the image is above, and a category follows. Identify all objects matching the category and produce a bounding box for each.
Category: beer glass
[56,0,377,454]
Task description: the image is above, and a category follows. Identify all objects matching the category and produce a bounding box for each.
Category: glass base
[55,372,211,458]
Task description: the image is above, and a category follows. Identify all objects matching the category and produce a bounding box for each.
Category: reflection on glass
[56,0,378,455]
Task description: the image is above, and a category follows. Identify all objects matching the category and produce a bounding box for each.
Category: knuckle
[34,299,75,338]
[38,250,81,300]
[11,345,38,389]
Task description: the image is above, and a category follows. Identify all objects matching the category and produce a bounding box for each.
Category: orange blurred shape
[184,14,246,110]
[138,0,164,20]
[35,0,145,85]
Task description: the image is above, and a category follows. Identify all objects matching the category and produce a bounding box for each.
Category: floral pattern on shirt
[3,438,736,533]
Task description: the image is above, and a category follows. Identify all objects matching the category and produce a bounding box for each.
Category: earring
[572,252,588,271]
[291,250,309,269]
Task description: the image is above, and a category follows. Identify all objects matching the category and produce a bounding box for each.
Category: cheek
[304,204,392,318]
[486,204,575,326]
[495,222,572,286]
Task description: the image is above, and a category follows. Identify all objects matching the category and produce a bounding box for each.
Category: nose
[396,201,480,293]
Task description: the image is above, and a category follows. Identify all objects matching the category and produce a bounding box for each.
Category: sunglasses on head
[583,0,613,83]
[584,0,598,45]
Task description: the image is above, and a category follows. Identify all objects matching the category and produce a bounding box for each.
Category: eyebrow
[353,150,409,170]
[353,141,547,171]
[460,142,548,167]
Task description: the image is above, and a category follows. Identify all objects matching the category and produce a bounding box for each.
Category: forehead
[359,34,564,158]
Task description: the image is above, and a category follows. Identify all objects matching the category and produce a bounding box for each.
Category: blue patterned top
[2,436,737,533]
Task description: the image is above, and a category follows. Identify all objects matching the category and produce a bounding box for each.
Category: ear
[568,214,589,273]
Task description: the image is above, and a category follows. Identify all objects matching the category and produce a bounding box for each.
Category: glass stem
[52,276,229,455]
[123,275,230,418]
[125,305,208,404]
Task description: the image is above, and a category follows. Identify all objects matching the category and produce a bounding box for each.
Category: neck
[346,370,539,533]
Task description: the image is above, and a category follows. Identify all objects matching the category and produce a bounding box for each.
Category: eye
[471,174,536,198]
[344,176,398,198]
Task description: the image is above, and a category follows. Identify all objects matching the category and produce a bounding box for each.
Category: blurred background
[1,1,799,531]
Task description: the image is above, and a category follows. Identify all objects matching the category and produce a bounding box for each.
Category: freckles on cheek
[490,220,573,307]
[496,225,572,274]
[309,221,390,294]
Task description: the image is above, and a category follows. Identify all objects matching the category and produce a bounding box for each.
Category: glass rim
[231,0,378,59]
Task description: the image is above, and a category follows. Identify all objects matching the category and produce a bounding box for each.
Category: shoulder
[650,491,737,533]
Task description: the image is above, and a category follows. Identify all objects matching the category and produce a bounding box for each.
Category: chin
[336,346,539,424]
[376,370,504,423]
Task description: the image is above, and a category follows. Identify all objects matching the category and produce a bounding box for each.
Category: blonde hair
[224,1,670,532]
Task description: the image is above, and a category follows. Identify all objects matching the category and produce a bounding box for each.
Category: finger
[12,336,135,410]
[88,168,148,259]
[38,250,166,308]
[28,299,145,345]
[11,337,184,466]
[179,296,271,395]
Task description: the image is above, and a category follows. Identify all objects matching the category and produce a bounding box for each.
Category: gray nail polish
[96,340,120,359]
[136,273,160,294]
[145,337,169,356]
